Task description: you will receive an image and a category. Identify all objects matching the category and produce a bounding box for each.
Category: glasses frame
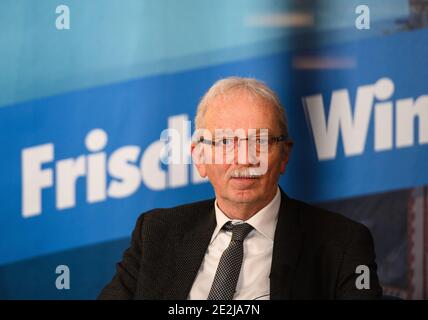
[198,134,287,150]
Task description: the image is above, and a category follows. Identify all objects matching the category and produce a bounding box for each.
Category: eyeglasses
[198,134,287,153]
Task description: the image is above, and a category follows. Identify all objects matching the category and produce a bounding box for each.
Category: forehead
[204,89,279,132]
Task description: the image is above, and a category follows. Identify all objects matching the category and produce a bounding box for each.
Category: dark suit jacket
[98,190,382,299]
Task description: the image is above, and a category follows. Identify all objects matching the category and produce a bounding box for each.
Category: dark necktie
[207,222,254,300]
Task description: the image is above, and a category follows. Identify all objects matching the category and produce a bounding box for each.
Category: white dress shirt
[188,187,281,300]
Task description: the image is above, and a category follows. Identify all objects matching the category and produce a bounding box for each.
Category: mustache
[229,167,265,178]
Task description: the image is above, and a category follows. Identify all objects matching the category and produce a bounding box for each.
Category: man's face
[194,89,292,208]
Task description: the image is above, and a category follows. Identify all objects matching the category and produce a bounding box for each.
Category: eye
[256,137,269,145]
[214,138,232,146]
[221,138,233,145]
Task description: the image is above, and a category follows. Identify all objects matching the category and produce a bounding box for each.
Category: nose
[232,138,259,165]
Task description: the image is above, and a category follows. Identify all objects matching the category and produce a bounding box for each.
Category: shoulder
[132,198,215,234]
[288,197,373,246]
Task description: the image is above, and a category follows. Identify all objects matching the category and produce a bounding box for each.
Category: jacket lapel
[270,190,303,299]
[166,205,216,299]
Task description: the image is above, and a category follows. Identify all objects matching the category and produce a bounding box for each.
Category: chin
[227,189,261,204]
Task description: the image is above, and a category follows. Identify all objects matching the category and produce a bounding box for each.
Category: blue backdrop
[0,0,427,299]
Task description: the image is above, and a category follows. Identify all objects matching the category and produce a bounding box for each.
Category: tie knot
[223,222,253,242]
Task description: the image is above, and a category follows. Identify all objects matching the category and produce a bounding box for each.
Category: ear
[280,157,287,174]
[280,141,293,174]
[191,143,207,178]
[195,163,207,178]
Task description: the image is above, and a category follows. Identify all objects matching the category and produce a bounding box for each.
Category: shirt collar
[210,186,281,244]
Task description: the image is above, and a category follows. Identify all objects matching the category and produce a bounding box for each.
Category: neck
[216,189,278,221]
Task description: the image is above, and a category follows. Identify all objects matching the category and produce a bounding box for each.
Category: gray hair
[194,77,289,137]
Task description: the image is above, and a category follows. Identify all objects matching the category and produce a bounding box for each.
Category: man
[98,77,382,300]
